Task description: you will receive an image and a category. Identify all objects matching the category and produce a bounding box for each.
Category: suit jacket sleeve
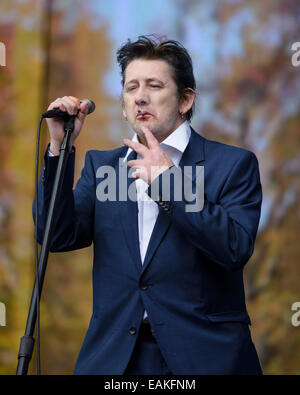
[33,148,95,252]
[147,150,262,271]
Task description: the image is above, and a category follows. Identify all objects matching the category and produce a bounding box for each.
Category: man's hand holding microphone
[44,96,94,155]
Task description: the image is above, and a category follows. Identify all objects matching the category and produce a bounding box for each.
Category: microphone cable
[34,115,43,375]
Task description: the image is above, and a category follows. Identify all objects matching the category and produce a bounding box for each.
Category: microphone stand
[16,115,76,375]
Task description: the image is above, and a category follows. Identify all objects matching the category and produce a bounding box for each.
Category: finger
[77,100,89,121]
[140,126,159,149]
[47,98,64,111]
[131,170,139,179]
[52,102,68,113]
[47,101,70,117]
[69,96,81,109]
[79,99,90,113]
[48,97,77,115]
[123,139,148,157]
[61,96,80,115]
[127,159,142,168]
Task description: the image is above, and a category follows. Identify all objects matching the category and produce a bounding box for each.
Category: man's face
[122,58,184,143]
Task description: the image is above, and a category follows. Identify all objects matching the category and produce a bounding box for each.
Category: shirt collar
[160,120,191,153]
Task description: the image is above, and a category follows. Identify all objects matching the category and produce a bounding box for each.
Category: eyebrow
[124,78,164,87]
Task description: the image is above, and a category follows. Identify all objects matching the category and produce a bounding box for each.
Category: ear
[179,88,195,116]
[121,98,127,120]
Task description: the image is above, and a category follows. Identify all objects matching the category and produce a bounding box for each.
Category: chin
[137,127,160,138]
[132,120,166,141]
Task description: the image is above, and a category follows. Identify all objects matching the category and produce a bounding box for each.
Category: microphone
[42,99,96,119]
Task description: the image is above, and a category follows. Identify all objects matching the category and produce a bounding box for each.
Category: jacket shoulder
[197,133,259,167]
[205,137,256,160]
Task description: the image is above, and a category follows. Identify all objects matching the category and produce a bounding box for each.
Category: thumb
[77,100,89,121]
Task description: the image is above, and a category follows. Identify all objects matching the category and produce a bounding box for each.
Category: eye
[126,86,136,92]
[150,84,161,88]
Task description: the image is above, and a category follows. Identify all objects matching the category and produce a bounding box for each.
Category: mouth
[136,110,153,120]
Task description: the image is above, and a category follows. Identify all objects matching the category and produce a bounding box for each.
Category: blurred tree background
[0,0,299,374]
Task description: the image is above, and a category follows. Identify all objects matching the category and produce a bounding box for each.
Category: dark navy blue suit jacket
[35,128,263,374]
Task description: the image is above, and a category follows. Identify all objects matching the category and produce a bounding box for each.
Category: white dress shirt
[124,121,191,319]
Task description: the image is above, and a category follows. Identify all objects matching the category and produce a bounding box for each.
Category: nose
[136,99,147,107]
[135,86,149,108]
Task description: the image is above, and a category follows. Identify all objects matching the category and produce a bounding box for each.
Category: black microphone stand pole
[16,115,75,375]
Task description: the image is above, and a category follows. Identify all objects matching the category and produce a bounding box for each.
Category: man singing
[35,35,263,375]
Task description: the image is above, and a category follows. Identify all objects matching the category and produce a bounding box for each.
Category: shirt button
[140,284,148,291]
[129,327,136,335]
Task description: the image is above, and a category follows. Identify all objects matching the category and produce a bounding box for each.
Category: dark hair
[116,35,196,121]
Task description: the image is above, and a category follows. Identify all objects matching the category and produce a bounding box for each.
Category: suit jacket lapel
[141,128,206,274]
[179,127,205,173]
[141,205,172,274]
[117,148,143,272]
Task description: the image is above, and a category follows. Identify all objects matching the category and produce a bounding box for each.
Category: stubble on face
[122,59,183,144]
[134,123,164,144]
